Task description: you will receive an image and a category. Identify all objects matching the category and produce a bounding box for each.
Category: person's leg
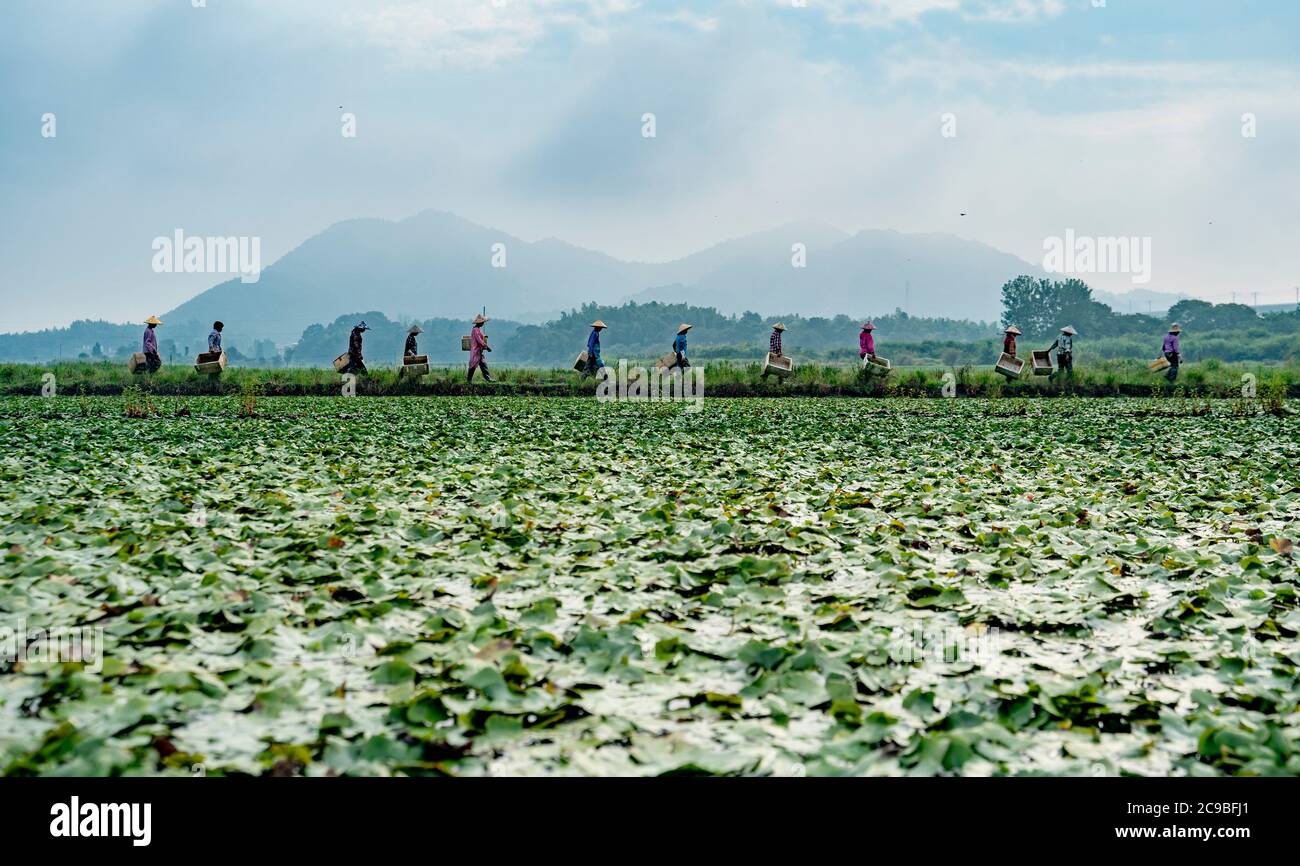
[480,359,492,382]
[467,362,476,382]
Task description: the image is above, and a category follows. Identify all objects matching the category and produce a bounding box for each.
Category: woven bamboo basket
[994,353,1025,379]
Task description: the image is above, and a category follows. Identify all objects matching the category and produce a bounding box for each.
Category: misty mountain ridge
[157,210,1029,344]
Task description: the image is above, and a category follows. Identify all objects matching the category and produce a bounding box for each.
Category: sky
[2,0,1298,331]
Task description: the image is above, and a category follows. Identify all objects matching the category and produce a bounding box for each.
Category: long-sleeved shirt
[586,329,602,365]
[1003,334,1017,356]
[1162,333,1180,355]
[143,327,158,354]
[769,331,783,355]
[349,328,364,360]
[1051,334,1072,353]
[469,326,488,365]
[404,334,418,357]
[208,330,222,353]
[673,333,688,356]
[860,331,875,356]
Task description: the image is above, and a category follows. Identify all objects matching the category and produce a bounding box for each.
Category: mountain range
[160,210,1038,345]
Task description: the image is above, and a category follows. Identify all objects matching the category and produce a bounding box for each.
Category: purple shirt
[860,331,875,355]
[1162,333,1180,354]
[143,327,158,354]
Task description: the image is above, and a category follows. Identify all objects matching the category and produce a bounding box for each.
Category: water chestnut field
[2,395,1298,776]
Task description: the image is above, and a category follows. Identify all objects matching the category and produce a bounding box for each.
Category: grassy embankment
[2,358,1298,399]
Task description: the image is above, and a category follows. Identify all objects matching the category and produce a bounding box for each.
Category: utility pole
[904,280,910,316]
[1253,291,1259,310]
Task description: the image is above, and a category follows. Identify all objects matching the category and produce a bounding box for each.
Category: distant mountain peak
[156,211,1031,345]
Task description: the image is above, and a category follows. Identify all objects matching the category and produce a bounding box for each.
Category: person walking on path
[670,323,692,369]
[467,314,493,382]
[583,320,607,378]
[1003,326,1021,358]
[768,322,786,358]
[207,321,224,355]
[859,322,876,360]
[1048,325,1076,381]
[404,324,422,358]
[1162,323,1182,383]
[762,322,787,381]
[345,321,370,374]
[142,316,163,373]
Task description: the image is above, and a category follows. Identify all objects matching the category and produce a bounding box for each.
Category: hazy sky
[3,0,1298,331]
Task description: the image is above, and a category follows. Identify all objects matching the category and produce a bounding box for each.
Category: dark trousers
[144,351,162,373]
[1164,351,1179,382]
[669,352,689,369]
[468,359,491,382]
[1050,351,1073,380]
[344,355,367,375]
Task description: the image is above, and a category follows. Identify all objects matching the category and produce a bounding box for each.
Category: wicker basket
[333,352,351,372]
[127,352,149,374]
[655,351,678,370]
[1030,350,1053,376]
[761,353,794,378]
[994,353,1025,379]
[573,351,589,372]
[400,355,429,377]
[861,355,892,376]
[194,351,227,375]
[1149,357,1171,372]
[461,335,471,352]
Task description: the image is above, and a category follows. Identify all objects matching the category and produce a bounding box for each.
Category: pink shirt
[860,331,874,355]
[469,326,487,364]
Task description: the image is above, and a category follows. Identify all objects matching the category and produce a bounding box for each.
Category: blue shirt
[587,329,601,359]
[208,330,222,353]
[673,333,687,354]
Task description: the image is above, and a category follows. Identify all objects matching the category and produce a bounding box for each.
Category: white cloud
[813,0,1064,28]
[341,0,637,68]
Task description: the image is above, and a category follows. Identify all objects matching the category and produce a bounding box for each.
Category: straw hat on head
[144,315,162,326]
[861,321,875,331]
[1169,323,1181,333]
[591,320,607,329]
[473,314,489,325]
[408,324,423,335]
[1061,325,1077,336]
[1005,326,1022,335]
[355,321,370,331]
[772,322,787,332]
[677,323,692,334]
